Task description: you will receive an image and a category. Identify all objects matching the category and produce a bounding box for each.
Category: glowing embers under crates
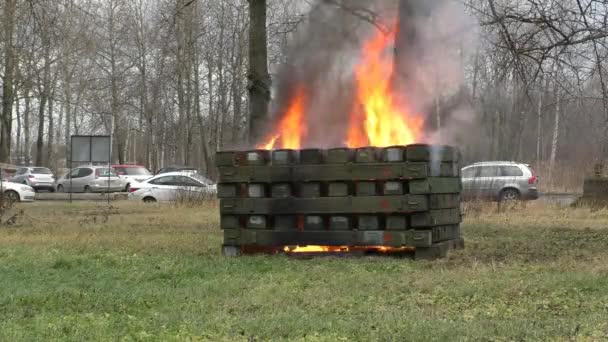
[216,144,464,260]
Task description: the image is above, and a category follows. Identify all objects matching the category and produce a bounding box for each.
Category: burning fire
[260,87,307,150]
[259,25,423,150]
[346,28,423,148]
[283,245,414,254]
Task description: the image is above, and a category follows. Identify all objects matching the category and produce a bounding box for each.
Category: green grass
[1,201,608,341]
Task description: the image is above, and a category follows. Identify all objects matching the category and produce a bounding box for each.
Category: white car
[111,165,153,192]
[1,181,36,203]
[128,172,217,203]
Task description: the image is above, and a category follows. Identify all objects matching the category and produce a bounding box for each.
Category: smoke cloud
[265,0,478,148]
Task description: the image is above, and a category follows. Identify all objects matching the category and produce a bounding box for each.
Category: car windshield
[124,167,151,176]
[96,168,117,177]
[32,168,52,174]
[191,173,213,185]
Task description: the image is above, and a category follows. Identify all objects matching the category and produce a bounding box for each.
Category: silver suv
[461,161,539,201]
[55,166,123,193]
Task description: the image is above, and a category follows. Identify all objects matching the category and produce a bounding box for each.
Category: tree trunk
[57,100,63,163]
[232,51,244,144]
[549,84,560,171]
[15,94,21,161]
[194,56,210,176]
[0,0,17,163]
[536,74,544,169]
[247,0,270,145]
[47,89,54,167]
[36,46,51,166]
[63,67,72,164]
[24,88,31,164]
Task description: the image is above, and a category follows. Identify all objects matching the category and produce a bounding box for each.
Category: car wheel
[500,188,520,202]
[3,190,20,204]
[57,185,64,193]
[84,186,92,193]
[143,196,156,203]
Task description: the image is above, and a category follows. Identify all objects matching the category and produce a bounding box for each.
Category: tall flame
[260,25,424,150]
[346,28,423,147]
[259,87,306,150]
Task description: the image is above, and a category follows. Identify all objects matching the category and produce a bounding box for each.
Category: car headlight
[20,185,33,191]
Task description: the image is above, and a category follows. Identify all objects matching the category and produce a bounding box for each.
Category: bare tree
[247,0,271,145]
[0,0,17,163]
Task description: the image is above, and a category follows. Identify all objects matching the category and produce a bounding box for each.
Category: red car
[111,164,153,192]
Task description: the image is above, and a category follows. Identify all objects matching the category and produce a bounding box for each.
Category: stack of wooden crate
[216,144,464,259]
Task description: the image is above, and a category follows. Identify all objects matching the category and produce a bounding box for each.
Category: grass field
[1,201,608,341]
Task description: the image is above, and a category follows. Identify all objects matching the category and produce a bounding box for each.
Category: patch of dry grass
[0,201,221,254]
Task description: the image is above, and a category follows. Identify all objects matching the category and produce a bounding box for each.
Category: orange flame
[259,88,306,150]
[283,245,414,254]
[260,25,423,149]
[346,28,423,148]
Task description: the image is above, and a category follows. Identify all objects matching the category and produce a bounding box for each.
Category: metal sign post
[70,135,112,204]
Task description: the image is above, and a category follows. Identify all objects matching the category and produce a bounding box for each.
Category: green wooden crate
[299,149,324,164]
[386,215,408,230]
[223,229,240,244]
[271,183,292,198]
[219,195,430,215]
[304,215,324,230]
[355,147,379,163]
[382,146,405,162]
[356,182,377,196]
[246,215,267,229]
[271,149,297,165]
[383,181,404,195]
[328,182,349,197]
[410,209,462,227]
[329,215,351,230]
[409,177,462,194]
[326,148,353,164]
[247,183,266,198]
[429,194,461,209]
[221,215,240,229]
[218,184,238,198]
[274,215,297,231]
[300,182,321,197]
[358,215,380,230]
[245,150,270,165]
[217,162,431,183]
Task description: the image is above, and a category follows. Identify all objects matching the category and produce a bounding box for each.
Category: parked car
[0,180,35,203]
[111,164,153,192]
[156,165,198,175]
[55,166,123,193]
[128,171,216,202]
[9,167,55,192]
[461,161,539,201]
